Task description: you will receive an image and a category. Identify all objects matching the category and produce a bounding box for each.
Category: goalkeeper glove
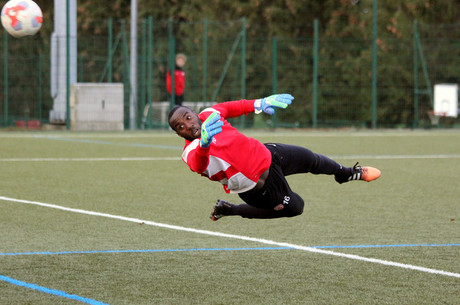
[200,112,223,148]
[254,94,294,115]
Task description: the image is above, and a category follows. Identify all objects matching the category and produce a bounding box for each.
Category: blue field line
[1,243,458,257]
[0,275,108,305]
[0,247,293,256]
[34,135,182,150]
[313,243,460,249]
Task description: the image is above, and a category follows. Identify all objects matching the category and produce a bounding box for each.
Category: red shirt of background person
[166,53,186,105]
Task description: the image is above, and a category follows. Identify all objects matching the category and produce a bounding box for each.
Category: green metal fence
[1,18,459,130]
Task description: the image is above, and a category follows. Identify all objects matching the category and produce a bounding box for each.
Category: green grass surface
[0,130,459,304]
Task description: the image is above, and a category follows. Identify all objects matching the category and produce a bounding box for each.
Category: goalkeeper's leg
[265,143,347,176]
[266,143,380,183]
[211,190,304,220]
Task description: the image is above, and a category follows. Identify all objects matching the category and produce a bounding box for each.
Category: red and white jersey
[181,99,272,193]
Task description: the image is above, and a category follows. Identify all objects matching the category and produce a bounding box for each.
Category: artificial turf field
[0,129,458,304]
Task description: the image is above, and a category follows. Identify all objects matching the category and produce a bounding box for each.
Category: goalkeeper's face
[169,107,203,141]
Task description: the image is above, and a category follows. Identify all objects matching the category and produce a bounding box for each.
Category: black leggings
[236,143,346,219]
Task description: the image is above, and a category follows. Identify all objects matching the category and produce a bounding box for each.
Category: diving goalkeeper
[168,94,381,221]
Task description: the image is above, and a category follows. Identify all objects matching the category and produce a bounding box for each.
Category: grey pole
[129,0,138,130]
[50,0,76,125]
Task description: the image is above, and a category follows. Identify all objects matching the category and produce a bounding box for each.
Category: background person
[166,53,187,106]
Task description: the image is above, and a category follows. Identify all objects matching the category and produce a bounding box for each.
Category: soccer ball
[1,0,42,38]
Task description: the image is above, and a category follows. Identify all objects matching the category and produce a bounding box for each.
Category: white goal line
[0,195,459,279]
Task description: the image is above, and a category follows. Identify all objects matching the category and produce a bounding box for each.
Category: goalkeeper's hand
[254,94,294,115]
[200,112,223,148]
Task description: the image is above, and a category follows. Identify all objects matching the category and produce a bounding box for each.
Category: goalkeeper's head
[168,106,202,141]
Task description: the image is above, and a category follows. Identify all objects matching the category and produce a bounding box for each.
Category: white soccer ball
[1,0,42,38]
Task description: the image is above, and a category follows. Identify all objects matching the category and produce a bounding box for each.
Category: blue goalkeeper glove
[200,112,223,148]
[254,94,294,115]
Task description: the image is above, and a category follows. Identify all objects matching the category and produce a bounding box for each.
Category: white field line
[329,154,460,160]
[1,196,459,279]
[0,157,180,162]
[0,131,459,138]
[0,134,176,138]
[1,154,460,162]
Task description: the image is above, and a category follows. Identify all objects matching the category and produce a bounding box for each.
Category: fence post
[147,16,154,128]
[415,24,433,106]
[240,18,247,128]
[38,53,43,123]
[202,18,208,103]
[168,18,176,110]
[121,20,131,129]
[312,19,319,129]
[108,18,113,82]
[272,36,278,129]
[413,19,433,129]
[413,20,419,128]
[241,17,246,100]
[371,0,378,129]
[3,32,8,127]
[139,18,147,128]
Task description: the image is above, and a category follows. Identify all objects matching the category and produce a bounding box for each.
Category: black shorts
[238,143,307,217]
